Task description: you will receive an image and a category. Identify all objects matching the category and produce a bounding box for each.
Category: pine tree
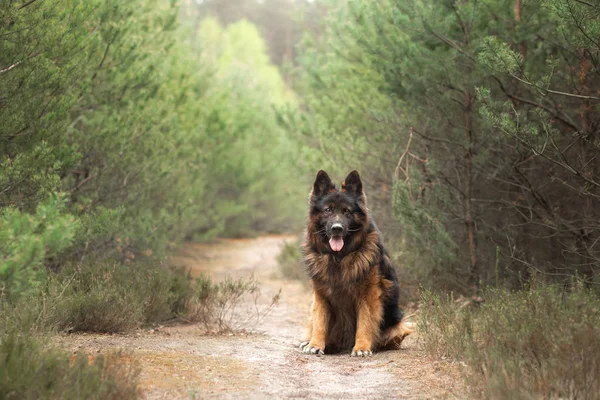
[298,0,600,290]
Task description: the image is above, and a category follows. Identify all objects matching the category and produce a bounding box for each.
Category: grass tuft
[0,332,139,400]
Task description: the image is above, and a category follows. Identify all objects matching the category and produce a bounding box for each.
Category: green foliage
[1,0,309,302]
[420,284,600,399]
[189,17,307,238]
[0,333,139,400]
[298,0,600,291]
[0,195,80,299]
[1,3,283,324]
[391,181,460,289]
[0,1,89,209]
[478,36,523,75]
[32,260,196,333]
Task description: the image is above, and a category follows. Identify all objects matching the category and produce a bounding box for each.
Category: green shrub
[276,240,306,282]
[0,195,80,300]
[44,260,196,333]
[0,259,193,334]
[0,332,139,400]
[420,284,600,399]
[49,280,144,334]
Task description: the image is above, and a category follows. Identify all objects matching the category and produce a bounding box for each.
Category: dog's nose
[331,223,343,235]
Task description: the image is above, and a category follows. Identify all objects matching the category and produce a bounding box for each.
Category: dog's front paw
[301,342,324,355]
[351,347,373,357]
[299,341,310,349]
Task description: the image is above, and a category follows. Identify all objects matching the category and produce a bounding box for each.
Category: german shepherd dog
[300,170,412,356]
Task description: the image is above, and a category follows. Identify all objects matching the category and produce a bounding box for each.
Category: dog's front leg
[352,284,382,357]
[301,291,328,355]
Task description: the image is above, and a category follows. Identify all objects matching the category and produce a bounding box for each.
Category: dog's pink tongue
[329,237,344,252]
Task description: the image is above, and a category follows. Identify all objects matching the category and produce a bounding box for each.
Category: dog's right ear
[311,170,335,198]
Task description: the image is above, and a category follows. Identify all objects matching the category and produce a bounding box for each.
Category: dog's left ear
[342,170,363,197]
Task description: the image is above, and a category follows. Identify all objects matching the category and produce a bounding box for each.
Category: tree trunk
[463,89,479,294]
[577,51,594,284]
[513,0,522,22]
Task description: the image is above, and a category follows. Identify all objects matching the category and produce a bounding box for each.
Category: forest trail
[55,236,467,399]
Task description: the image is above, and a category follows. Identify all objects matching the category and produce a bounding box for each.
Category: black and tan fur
[300,170,412,357]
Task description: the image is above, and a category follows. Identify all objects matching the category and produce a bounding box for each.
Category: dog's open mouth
[329,236,344,252]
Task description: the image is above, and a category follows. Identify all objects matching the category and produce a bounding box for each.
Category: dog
[300,170,412,356]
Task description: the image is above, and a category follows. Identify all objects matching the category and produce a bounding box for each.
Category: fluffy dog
[300,170,412,356]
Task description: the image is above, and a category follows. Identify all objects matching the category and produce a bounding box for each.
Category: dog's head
[309,170,368,253]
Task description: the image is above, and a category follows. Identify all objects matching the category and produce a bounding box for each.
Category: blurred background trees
[187,0,323,68]
[0,0,309,296]
[2,0,599,297]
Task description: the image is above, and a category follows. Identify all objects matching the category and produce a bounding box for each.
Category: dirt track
[55,236,467,399]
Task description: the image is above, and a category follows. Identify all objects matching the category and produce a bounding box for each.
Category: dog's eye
[343,208,351,215]
[324,207,332,214]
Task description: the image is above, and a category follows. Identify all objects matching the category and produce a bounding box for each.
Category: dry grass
[192,274,280,332]
[419,283,600,399]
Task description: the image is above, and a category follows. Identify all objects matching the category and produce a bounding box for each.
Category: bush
[0,259,195,334]
[38,260,192,333]
[0,332,139,400]
[419,283,600,399]
[276,240,306,282]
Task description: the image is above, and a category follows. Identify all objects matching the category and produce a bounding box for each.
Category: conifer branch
[18,0,40,10]
[510,73,600,100]
[0,62,21,74]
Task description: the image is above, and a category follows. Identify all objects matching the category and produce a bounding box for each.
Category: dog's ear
[342,170,363,197]
[311,170,335,198]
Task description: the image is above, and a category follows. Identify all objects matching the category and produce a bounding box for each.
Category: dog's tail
[382,313,415,350]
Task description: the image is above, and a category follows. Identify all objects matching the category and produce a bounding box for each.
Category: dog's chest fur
[304,250,383,352]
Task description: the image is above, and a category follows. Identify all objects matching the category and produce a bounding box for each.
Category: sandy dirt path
[55,236,467,399]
